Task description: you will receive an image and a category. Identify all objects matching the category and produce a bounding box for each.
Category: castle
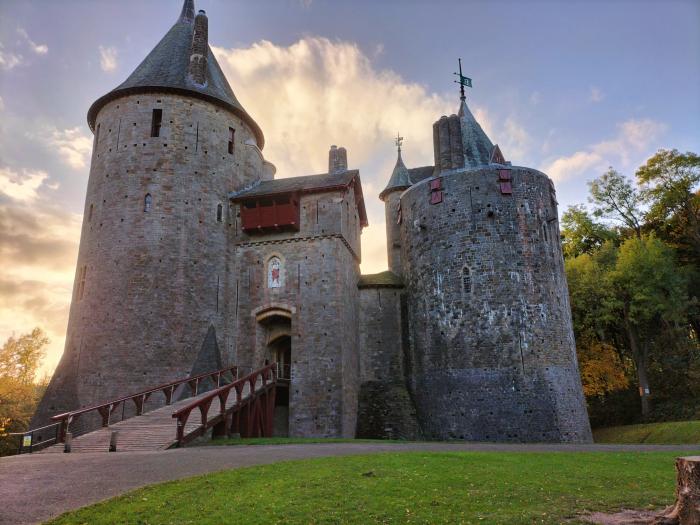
[33,1,592,443]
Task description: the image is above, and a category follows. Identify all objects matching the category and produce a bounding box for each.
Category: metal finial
[394,132,404,153]
[453,58,472,101]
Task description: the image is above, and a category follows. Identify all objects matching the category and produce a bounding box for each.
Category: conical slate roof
[459,99,494,168]
[379,150,412,200]
[87,0,264,148]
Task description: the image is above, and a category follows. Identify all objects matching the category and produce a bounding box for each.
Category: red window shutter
[429,179,442,190]
[430,191,443,204]
[500,182,512,194]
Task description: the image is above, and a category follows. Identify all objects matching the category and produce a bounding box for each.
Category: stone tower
[395,97,592,442]
[33,0,272,427]
[379,142,412,275]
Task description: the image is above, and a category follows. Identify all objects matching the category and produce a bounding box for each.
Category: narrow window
[77,266,87,301]
[462,267,471,295]
[151,109,162,137]
[94,123,101,147]
[542,222,548,242]
[216,203,223,222]
[228,127,235,154]
[144,193,152,212]
[88,204,94,222]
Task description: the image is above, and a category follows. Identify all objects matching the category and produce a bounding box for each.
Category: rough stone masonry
[33,0,592,443]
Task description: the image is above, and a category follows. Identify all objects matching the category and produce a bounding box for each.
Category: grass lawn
[594,420,700,444]
[47,450,695,525]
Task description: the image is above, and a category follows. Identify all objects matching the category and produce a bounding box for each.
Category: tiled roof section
[86,1,264,149]
[408,166,435,183]
[459,99,494,169]
[379,151,412,201]
[230,170,368,227]
[358,271,404,289]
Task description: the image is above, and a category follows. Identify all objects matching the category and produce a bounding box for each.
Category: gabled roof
[86,0,264,149]
[230,170,368,227]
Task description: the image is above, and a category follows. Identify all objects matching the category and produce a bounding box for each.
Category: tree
[636,149,700,255]
[0,328,49,455]
[560,205,617,259]
[609,236,688,417]
[589,168,645,239]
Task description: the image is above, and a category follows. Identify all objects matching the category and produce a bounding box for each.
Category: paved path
[2,442,698,525]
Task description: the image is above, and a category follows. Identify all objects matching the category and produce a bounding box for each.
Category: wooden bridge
[18,364,277,454]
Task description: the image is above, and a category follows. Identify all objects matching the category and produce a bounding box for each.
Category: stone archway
[255,306,292,437]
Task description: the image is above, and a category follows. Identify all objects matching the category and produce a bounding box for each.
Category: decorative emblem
[268,257,282,288]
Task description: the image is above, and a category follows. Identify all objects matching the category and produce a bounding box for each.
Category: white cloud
[48,127,93,169]
[0,43,22,70]
[0,166,49,202]
[17,28,48,55]
[99,45,118,72]
[589,86,604,103]
[543,118,667,182]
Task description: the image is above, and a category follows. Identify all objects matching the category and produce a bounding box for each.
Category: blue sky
[1,0,698,371]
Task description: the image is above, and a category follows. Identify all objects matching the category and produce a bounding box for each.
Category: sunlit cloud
[543,118,667,182]
[47,127,93,169]
[0,167,80,374]
[0,43,22,70]
[0,166,49,202]
[17,28,48,55]
[99,45,118,72]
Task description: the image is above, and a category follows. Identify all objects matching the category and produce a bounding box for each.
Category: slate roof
[230,170,368,227]
[408,165,435,183]
[87,0,264,148]
[459,99,494,169]
[357,271,404,289]
[379,151,412,201]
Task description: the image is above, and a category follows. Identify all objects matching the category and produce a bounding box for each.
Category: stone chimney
[432,114,464,173]
[328,145,348,174]
[188,10,208,86]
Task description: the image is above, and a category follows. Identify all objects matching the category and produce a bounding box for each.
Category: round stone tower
[379,141,412,275]
[399,98,592,443]
[33,1,269,426]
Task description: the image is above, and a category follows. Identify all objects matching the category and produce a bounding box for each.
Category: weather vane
[395,132,404,153]
[453,58,472,101]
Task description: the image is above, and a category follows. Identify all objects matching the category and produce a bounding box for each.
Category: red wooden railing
[171,363,277,446]
[50,365,246,443]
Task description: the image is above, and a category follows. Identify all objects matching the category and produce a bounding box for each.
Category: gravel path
[1,442,698,525]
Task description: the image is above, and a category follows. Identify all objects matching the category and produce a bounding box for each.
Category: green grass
[47,451,696,525]
[202,437,403,446]
[594,420,700,444]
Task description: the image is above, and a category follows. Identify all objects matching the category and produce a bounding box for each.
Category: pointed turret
[458,99,495,169]
[87,0,264,148]
[379,146,412,201]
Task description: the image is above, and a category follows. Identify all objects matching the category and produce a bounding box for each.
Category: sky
[0,0,699,375]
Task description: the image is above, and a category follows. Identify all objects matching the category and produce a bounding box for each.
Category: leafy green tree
[0,328,49,455]
[609,236,688,417]
[636,149,700,255]
[560,205,617,259]
[589,168,645,239]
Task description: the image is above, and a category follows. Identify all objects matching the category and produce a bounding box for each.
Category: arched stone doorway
[255,306,292,437]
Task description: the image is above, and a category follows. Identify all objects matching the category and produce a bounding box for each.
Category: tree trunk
[655,456,700,525]
[624,304,652,417]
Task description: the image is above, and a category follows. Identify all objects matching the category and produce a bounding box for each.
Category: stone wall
[399,166,592,443]
[357,285,420,439]
[32,92,264,428]
[230,187,362,437]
